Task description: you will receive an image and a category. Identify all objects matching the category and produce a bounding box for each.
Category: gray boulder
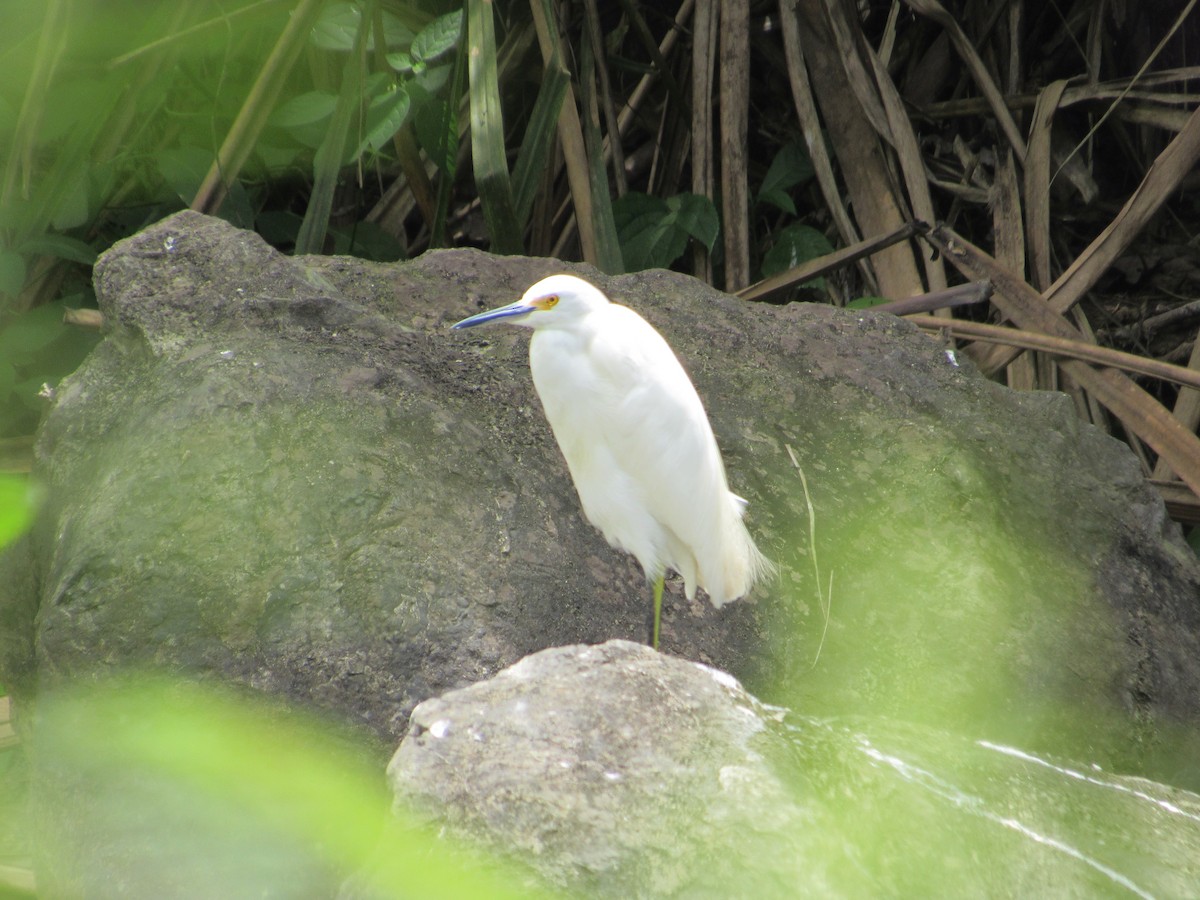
[387,639,820,897]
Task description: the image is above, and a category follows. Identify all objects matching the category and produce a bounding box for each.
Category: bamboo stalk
[719,0,751,291]
[530,0,600,264]
[295,0,370,255]
[192,0,326,214]
[468,0,522,254]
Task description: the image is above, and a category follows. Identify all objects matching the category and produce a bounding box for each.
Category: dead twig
[906,314,1200,391]
[737,221,925,302]
[923,225,1200,499]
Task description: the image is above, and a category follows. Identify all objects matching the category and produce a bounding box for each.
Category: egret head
[452,274,610,331]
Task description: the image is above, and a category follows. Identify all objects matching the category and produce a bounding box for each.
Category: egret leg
[648,575,665,649]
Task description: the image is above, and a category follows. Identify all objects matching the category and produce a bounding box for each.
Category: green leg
[648,575,664,650]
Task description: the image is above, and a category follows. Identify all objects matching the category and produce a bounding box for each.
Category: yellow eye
[542,294,559,309]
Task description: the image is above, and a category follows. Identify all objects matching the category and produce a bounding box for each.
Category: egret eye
[542,294,559,309]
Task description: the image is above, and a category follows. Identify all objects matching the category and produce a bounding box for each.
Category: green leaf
[613,192,720,272]
[757,141,815,214]
[330,220,404,262]
[666,194,719,252]
[356,84,411,157]
[759,190,796,216]
[311,2,362,49]
[0,301,71,361]
[412,89,453,174]
[311,2,413,52]
[270,91,338,129]
[50,170,91,230]
[157,147,216,203]
[0,474,38,549]
[0,251,27,298]
[155,149,254,229]
[411,9,463,64]
[256,210,305,249]
[387,50,415,74]
[761,223,834,288]
[17,234,98,266]
[0,361,15,402]
[413,63,452,96]
[511,65,569,227]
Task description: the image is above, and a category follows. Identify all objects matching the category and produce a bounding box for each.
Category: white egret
[453,274,769,648]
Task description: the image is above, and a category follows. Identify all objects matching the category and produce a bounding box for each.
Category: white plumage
[453,274,769,644]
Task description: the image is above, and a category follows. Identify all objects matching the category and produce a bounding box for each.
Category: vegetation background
[4,1,1200,893]
[4,0,1200,528]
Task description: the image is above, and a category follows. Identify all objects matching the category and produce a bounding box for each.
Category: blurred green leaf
[0,253,27,299]
[157,147,217,202]
[0,301,100,435]
[311,2,413,52]
[33,676,552,898]
[413,62,452,96]
[158,148,255,229]
[413,86,454,173]
[613,192,719,272]
[0,474,38,549]
[311,1,362,50]
[16,234,98,266]
[269,91,338,129]
[762,223,833,286]
[0,302,70,360]
[49,170,90,231]
[0,363,15,409]
[757,141,815,215]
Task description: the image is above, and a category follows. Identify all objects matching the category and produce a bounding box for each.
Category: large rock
[1,209,1198,780]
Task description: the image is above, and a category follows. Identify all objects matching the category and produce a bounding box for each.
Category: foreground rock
[0,210,1198,782]
[382,641,1200,897]
[388,640,806,896]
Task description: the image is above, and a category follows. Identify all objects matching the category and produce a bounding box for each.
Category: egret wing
[581,306,737,591]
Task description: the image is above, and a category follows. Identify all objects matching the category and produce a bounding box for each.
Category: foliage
[0,473,37,550]
[0,303,99,436]
[28,675,553,898]
[756,141,815,216]
[1,2,1199,491]
[612,192,718,272]
[761,224,833,292]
